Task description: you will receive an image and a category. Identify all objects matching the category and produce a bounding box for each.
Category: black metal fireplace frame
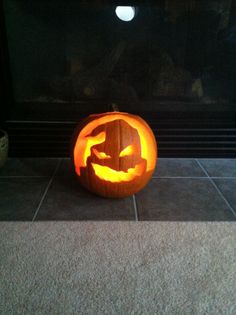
[1,0,236,158]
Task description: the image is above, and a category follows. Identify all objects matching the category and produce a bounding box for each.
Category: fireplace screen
[2,0,236,119]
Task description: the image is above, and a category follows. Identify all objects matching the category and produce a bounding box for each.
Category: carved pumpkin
[72,112,157,198]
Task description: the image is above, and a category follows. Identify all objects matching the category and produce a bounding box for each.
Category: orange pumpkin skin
[72,112,157,198]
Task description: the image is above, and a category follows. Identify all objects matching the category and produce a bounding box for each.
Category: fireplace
[1,0,236,157]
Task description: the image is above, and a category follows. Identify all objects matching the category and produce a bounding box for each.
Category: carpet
[0,222,235,314]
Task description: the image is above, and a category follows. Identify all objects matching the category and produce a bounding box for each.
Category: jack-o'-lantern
[72,112,157,198]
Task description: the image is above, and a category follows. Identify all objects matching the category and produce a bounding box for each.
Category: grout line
[211,176,236,179]
[152,176,208,179]
[1,175,236,179]
[7,120,76,124]
[211,177,236,179]
[195,158,213,178]
[0,175,51,178]
[132,195,139,221]
[195,159,236,218]
[152,176,236,179]
[32,159,62,222]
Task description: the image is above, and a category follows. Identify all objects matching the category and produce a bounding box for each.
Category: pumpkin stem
[111,103,119,112]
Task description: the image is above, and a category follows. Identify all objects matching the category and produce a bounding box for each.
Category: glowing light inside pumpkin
[115,6,136,22]
[74,113,156,180]
[93,148,111,159]
[119,144,135,157]
[91,161,145,183]
[81,131,105,172]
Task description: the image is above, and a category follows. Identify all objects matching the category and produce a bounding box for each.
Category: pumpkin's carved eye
[119,145,136,157]
[93,148,111,159]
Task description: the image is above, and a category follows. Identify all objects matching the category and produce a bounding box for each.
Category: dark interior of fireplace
[1,0,236,157]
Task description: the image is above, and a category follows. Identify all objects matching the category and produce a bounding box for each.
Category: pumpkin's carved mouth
[91,160,146,183]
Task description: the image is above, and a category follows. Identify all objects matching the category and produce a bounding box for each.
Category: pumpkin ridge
[118,119,121,173]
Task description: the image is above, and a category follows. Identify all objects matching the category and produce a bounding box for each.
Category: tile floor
[0,158,235,221]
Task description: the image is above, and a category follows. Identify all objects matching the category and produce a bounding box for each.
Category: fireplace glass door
[1,0,236,157]
[2,0,236,120]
